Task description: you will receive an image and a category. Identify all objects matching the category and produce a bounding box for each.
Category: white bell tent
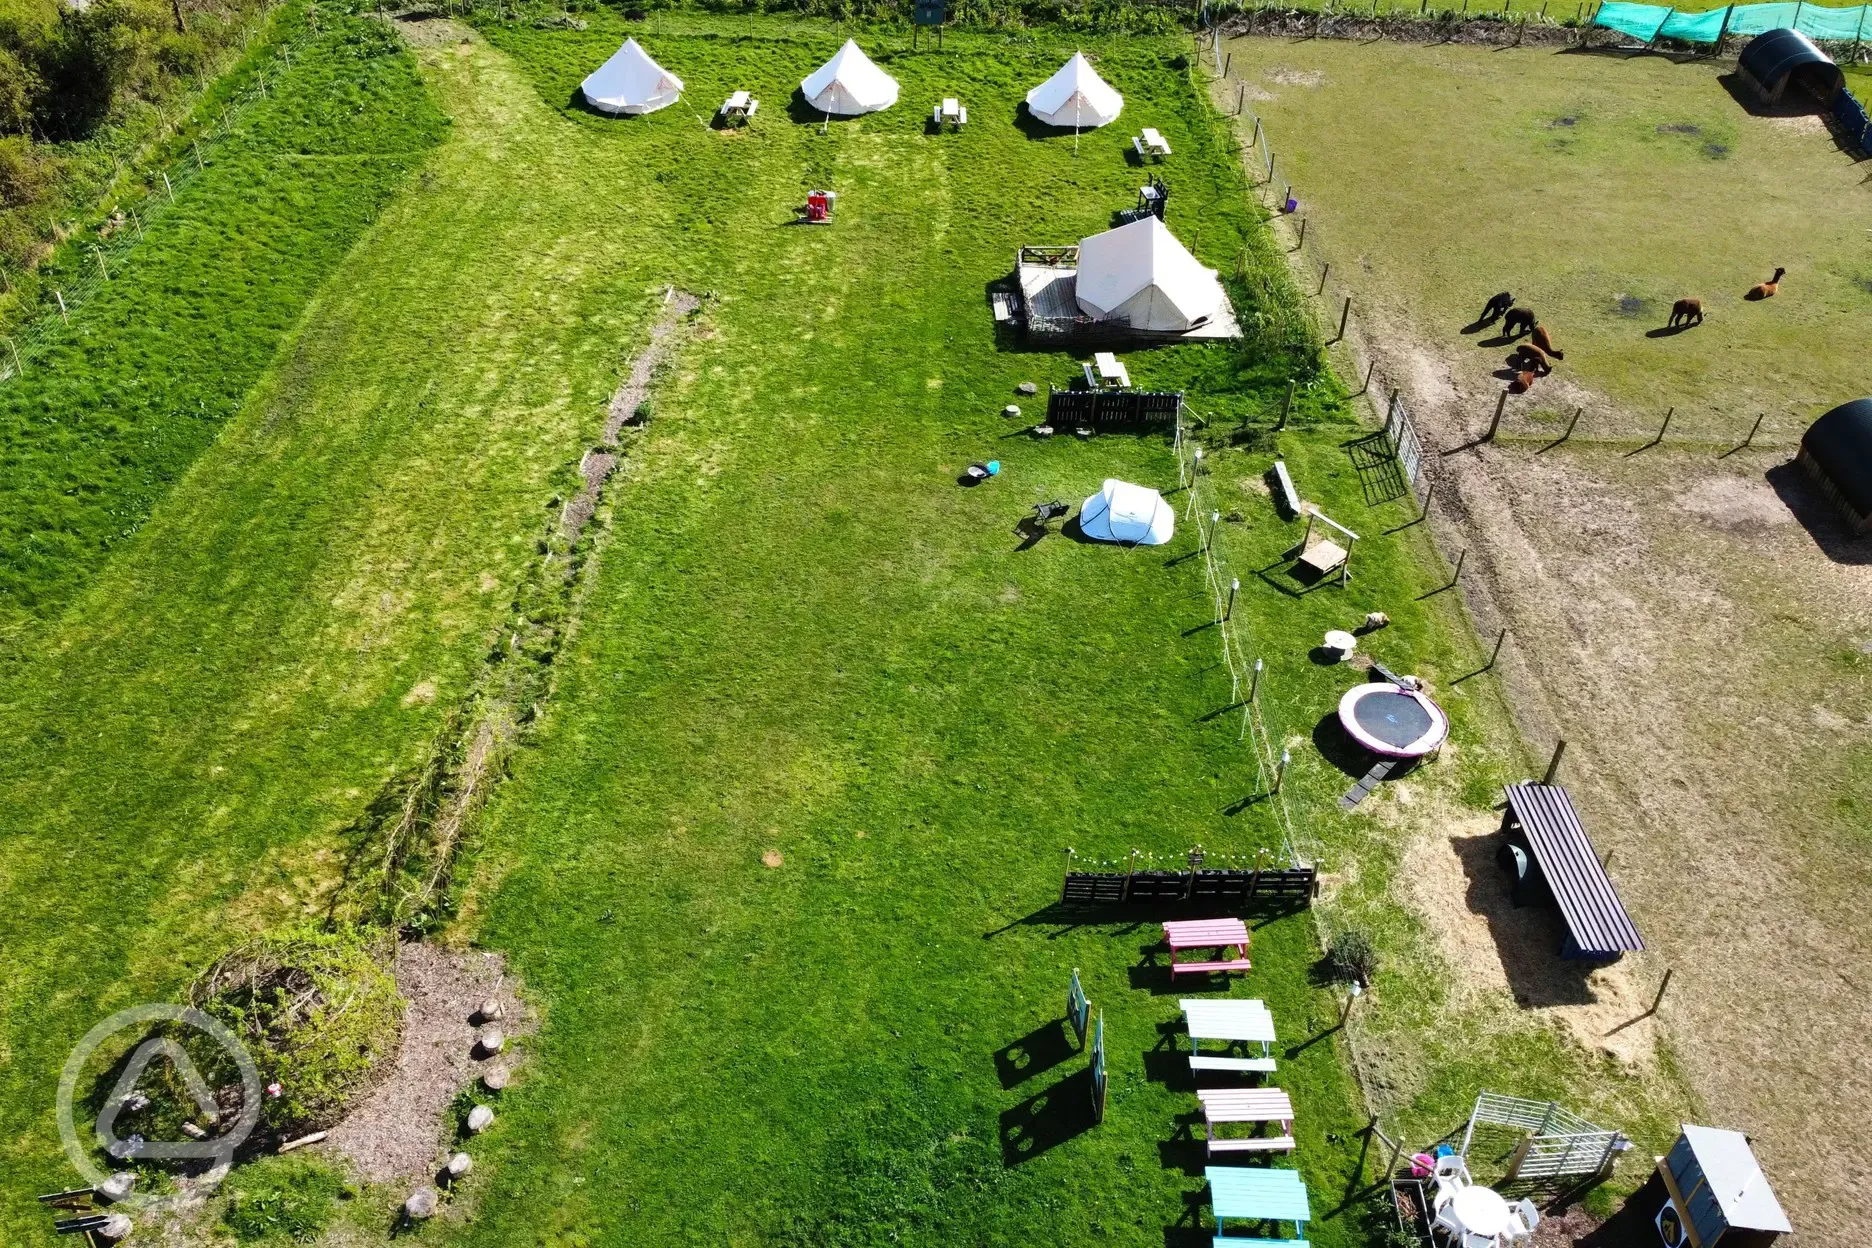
[1075,215,1229,333]
[1024,52,1123,129]
[580,38,684,116]
[1079,479,1175,546]
[800,40,899,116]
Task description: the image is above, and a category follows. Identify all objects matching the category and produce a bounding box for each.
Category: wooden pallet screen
[1060,867,1316,907]
[1045,387,1183,431]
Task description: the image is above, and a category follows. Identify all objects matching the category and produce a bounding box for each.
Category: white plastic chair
[1432,1201,1465,1239]
[1506,1198,1541,1241]
[1434,1154,1472,1186]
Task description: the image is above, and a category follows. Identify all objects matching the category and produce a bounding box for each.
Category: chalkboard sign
[914,0,946,25]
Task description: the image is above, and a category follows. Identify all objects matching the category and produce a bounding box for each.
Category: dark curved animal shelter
[1735,28,1844,107]
[1796,398,1872,534]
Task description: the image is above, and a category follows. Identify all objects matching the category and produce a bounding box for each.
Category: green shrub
[221,1154,352,1244]
[1326,929,1378,986]
[187,927,406,1137]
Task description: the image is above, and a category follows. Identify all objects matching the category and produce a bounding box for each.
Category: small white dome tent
[581,38,684,116]
[1076,215,1229,333]
[1079,479,1174,546]
[1025,52,1123,129]
[800,40,899,116]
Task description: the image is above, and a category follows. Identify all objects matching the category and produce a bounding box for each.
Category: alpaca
[1509,370,1537,394]
[1745,267,1786,301]
[1668,298,1703,327]
[1502,307,1536,338]
[1530,323,1564,361]
[1479,291,1514,323]
[1510,344,1552,375]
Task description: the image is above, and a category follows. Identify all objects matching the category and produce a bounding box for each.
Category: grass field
[1218,32,1872,1245]
[0,3,446,631]
[0,9,1703,1246]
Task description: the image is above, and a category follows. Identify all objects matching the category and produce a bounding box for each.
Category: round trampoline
[1338,681,1449,759]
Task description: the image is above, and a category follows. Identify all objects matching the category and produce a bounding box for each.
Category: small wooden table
[1197,1087,1297,1154]
[1181,997,1277,1074]
[719,90,757,124]
[1208,1165,1311,1245]
[1093,351,1130,388]
[1162,918,1251,978]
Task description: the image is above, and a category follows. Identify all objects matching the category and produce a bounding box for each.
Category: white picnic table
[932,97,967,128]
[1092,351,1130,388]
[1195,1086,1297,1155]
[1142,127,1171,154]
[1446,1185,1513,1244]
[1180,997,1277,1074]
[719,90,757,122]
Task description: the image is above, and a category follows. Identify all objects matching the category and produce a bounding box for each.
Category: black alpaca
[1503,307,1536,338]
[1479,291,1514,323]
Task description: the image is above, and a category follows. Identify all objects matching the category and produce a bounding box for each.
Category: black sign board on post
[913,0,945,47]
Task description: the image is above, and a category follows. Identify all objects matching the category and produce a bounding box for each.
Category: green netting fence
[1593,0,1872,43]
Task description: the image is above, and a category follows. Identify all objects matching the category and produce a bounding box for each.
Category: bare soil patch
[325,942,527,1183]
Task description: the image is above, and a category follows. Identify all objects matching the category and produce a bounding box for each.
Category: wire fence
[0,11,304,382]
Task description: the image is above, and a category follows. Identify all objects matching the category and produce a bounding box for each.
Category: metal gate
[1460,1092,1630,1181]
[1383,390,1427,497]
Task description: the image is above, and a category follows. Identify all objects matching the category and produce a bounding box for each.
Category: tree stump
[99,1172,136,1203]
[405,1187,439,1220]
[1017,382,1038,395]
[476,998,504,1024]
[446,1152,474,1179]
[476,1025,505,1057]
[482,1065,509,1092]
[96,1213,134,1243]
[467,1104,495,1134]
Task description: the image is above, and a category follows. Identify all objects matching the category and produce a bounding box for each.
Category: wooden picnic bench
[1209,1165,1311,1246]
[1198,1087,1297,1154]
[1501,782,1643,960]
[1163,918,1251,978]
[1181,998,1278,1075]
[1269,460,1302,519]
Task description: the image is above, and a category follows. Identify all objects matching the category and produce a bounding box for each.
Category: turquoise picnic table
[1207,1165,1311,1248]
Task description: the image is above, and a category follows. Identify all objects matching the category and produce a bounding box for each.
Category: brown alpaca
[1530,323,1564,360]
[1668,298,1703,327]
[1745,267,1785,300]
[1509,370,1537,394]
[1510,343,1552,375]
[1503,307,1536,338]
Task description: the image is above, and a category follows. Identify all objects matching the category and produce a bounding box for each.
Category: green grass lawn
[0,3,445,631]
[0,8,1695,1246]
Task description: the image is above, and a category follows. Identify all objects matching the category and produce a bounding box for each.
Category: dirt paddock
[1218,32,1872,1245]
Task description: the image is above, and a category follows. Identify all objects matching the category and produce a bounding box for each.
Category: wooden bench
[1270,460,1302,518]
[1190,1055,1279,1074]
[1172,958,1253,977]
[1209,1135,1297,1153]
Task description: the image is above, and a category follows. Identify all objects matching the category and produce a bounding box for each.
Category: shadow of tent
[998,1066,1096,1166]
[1449,827,1598,1008]
[993,1019,1078,1090]
[1764,460,1872,564]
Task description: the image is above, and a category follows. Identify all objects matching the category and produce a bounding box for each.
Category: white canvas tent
[1075,215,1229,333]
[1079,479,1175,546]
[800,40,899,116]
[1024,52,1123,129]
[580,38,684,116]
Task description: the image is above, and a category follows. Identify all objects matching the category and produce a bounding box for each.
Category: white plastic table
[1142,126,1171,155]
[1448,1185,1512,1242]
[720,90,751,116]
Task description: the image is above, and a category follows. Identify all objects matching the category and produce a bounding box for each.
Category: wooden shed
[1654,1125,1791,1248]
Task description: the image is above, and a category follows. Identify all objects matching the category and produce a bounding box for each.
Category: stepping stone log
[476,998,504,1024]
[1003,404,1021,418]
[467,1104,495,1134]
[476,1025,505,1057]
[96,1214,133,1244]
[1017,382,1038,395]
[405,1187,439,1220]
[482,1065,509,1091]
[446,1152,474,1179]
[99,1172,136,1203]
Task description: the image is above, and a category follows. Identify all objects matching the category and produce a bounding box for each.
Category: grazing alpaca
[1530,323,1564,361]
[1745,267,1786,301]
[1668,298,1703,327]
[1510,344,1552,375]
[1509,370,1537,394]
[1480,291,1515,323]
[1502,307,1536,338]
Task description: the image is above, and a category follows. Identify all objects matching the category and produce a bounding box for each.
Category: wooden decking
[1502,782,1644,959]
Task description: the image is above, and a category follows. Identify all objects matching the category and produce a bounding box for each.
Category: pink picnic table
[1161,918,1252,978]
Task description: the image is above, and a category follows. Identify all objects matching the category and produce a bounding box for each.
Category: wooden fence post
[1296,217,1307,249]
[1359,358,1375,395]
[1334,296,1350,344]
[1543,738,1567,784]
[1449,547,1466,588]
[1651,967,1674,1013]
[1733,412,1765,454]
[1277,379,1294,431]
[1485,389,1507,442]
[1486,627,1507,670]
[1317,261,1329,296]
